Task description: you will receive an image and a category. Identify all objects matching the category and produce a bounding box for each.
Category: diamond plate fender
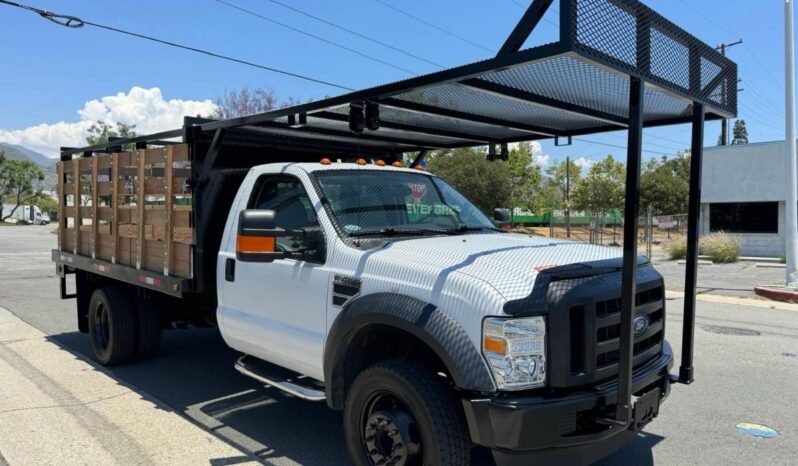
[324,292,496,410]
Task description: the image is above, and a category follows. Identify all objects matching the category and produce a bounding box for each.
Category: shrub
[668,238,687,260]
[699,232,742,263]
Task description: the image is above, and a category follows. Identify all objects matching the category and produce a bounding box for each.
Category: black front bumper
[462,342,673,466]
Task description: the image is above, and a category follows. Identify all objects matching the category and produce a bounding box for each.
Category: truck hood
[368,233,629,301]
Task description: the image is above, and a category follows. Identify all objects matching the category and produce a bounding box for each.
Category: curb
[666,289,798,312]
[754,286,798,304]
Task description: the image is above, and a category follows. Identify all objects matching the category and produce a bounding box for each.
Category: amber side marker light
[237,235,276,254]
[320,158,332,165]
[375,159,386,166]
[391,161,404,167]
[356,158,368,165]
[414,165,424,171]
[483,336,507,355]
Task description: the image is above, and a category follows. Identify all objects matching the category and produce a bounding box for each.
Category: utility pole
[785,0,798,287]
[566,156,571,239]
[717,39,743,145]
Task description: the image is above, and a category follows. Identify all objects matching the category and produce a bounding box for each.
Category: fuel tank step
[234,355,326,401]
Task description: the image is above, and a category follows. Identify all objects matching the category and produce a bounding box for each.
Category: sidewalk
[0,307,257,466]
[652,253,785,298]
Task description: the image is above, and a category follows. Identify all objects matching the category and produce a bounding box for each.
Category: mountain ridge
[0,143,57,168]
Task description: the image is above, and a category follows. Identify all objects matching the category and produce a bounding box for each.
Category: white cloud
[573,157,595,170]
[0,87,216,158]
[507,141,550,167]
[533,153,551,167]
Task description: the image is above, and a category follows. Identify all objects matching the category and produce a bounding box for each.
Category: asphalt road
[1,225,797,465]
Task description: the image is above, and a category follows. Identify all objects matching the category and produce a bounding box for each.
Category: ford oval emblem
[633,315,650,335]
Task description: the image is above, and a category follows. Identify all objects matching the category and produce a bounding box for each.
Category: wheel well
[331,324,452,410]
[75,271,186,332]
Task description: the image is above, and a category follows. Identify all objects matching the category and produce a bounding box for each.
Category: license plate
[632,389,661,430]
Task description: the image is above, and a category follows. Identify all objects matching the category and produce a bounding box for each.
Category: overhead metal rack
[60,0,736,427]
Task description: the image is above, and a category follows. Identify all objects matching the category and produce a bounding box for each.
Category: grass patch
[699,232,742,263]
[668,238,687,260]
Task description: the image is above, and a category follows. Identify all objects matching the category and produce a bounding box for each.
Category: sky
[0,0,789,170]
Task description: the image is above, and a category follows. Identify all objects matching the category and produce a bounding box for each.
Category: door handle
[225,258,235,282]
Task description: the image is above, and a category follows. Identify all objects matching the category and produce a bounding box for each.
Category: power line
[675,0,737,37]
[371,0,495,53]
[215,0,417,75]
[572,138,664,156]
[741,77,785,117]
[744,43,784,88]
[1,0,710,154]
[507,0,558,28]
[262,0,445,69]
[0,0,354,91]
[675,0,783,88]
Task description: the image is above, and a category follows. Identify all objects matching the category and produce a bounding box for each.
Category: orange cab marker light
[320,158,332,165]
[414,165,424,171]
[483,336,506,354]
[375,159,386,166]
[391,161,404,167]
[237,235,276,253]
[356,158,368,166]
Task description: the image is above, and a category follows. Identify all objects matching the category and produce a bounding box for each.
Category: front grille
[594,286,664,374]
[567,285,665,384]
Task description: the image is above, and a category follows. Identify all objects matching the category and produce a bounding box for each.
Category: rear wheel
[88,287,136,365]
[344,359,470,466]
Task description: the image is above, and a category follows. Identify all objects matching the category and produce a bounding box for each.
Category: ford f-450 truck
[52,0,738,461]
[54,139,671,466]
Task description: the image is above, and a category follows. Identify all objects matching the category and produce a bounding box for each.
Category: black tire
[344,359,471,466]
[88,287,136,365]
[135,300,162,360]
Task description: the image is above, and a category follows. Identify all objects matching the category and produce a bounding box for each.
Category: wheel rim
[361,391,422,466]
[92,302,110,352]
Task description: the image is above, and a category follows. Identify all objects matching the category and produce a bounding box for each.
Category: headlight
[482,316,546,390]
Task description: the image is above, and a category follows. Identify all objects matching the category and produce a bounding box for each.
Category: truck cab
[216,161,672,465]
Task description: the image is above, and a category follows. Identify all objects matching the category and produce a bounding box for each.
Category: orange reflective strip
[237,235,276,253]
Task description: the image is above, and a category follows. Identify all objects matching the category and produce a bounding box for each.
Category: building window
[709,202,778,234]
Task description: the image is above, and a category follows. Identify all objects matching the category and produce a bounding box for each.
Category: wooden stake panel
[57,144,193,278]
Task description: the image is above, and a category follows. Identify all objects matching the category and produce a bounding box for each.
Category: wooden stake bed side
[57,144,194,283]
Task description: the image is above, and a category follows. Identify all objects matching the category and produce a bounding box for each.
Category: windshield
[313,170,496,236]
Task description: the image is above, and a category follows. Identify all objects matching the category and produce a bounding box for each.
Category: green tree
[86,121,137,150]
[506,142,542,220]
[426,147,512,214]
[34,195,57,218]
[640,152,691,214]
[571,154,625,215]
[731,119,749,144]
[717,119,750,145]
[0,152,45,221]
[544,158,582,210]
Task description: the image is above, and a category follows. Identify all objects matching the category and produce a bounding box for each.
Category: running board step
[235,355,326,401]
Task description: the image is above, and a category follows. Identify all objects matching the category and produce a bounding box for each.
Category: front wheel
[344,359,471,466]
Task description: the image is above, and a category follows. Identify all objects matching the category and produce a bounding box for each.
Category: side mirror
[237,209,285,262]
[494,208,510,222]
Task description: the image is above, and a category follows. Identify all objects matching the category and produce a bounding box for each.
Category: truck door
[219,173,329,381]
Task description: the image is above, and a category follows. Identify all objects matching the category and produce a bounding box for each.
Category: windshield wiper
[444,224,503,234]
[349,227,439,237]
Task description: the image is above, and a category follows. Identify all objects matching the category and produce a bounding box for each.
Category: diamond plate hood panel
[362,233,627,301]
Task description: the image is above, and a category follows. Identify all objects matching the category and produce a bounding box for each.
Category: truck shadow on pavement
[47,328,663,466]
